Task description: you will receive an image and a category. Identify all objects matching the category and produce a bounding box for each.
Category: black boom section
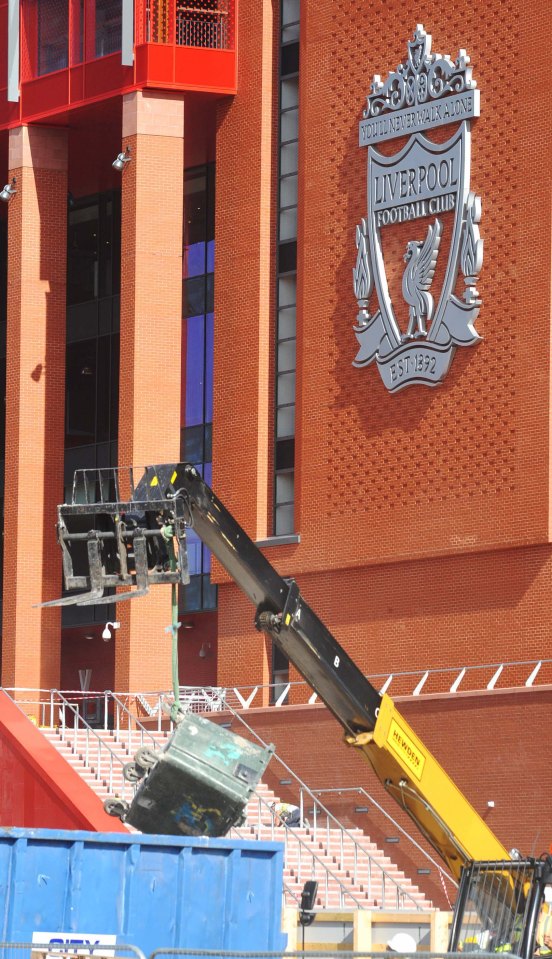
[167,463,382,736]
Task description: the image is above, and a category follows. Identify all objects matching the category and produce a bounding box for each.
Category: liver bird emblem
[402,219,443,340]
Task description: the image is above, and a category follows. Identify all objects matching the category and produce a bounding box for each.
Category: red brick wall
[212,4,552,702]
[116,92,184,692]
[2,126,67,691]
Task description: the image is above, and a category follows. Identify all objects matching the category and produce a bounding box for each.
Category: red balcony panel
[69,64,85,104]
[0,0,236,128]
[21,69,70,122]
[136,42,176,86]
[82,55,134,101]
[174,46,235,93]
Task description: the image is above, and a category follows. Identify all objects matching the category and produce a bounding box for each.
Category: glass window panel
[65,340,97,447]
[278,241,297,275]
[206,165,215,241]
[186,533,202,576]
[95,336,112,443]
[183,574,202,612]
[109,334,119,440]
[185,242,206,278]
[184,424,205,463]
[281,76,299,110]
[95,0,122,56]
[184,173,208,247]
[184,276,206,318]
[280,107,299,143]
[278,305,296,339]
[205,312,214,423]
[280,140,299,176]
[202,576,218,611]
[98,195,117,299]
[278,275,296,308]
[282,0,300,24]
[277,339,296,373]
[275,503,294,536]
[206,239,215,273]
[277,370,296,406]
[275,438,294,471]
[204,423,212,462]
[205,273,214,313]
[38,0,68,75]
[71,0,84,64]
[277,405,295,438]
[282,21,300,43]
[280,174,298,209]
[67,204,100,306]
[276,471,295,505]
[281,41,299,76]
[185,316,205,426]
[279,207,298,241]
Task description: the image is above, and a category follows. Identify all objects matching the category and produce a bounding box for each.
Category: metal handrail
[100,657,550,716]
[47,690,135,802]
[310,786,458,893]
[6,656,546,729]
[109,690,167,751]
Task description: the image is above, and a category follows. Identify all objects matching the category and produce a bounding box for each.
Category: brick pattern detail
[218,543,552,696]
[294,4,550,569]
[116,92,185,692]
[1,126,68,690]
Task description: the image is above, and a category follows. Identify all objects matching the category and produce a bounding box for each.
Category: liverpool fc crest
[353,25,483,392]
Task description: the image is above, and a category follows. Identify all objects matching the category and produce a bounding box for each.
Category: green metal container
[125,714,274,836]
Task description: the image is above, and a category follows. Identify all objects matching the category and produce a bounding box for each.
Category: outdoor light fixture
[112,147,131,172]
[102,621,121,641]
[0,178,16,202]
[198,642,211,659]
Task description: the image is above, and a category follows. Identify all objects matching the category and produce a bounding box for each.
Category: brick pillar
[1,125,68,693]
[116,91,184,692]
[214,0,276,698]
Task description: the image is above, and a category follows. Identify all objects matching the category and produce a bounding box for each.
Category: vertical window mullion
[274,2,300,539]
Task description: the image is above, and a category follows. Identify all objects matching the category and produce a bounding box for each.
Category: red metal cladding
[0,0,236,129]
[0,691,125,830]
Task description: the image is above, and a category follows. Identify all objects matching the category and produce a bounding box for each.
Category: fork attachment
[38,465,191,607]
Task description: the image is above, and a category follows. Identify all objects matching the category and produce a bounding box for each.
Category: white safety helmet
[387,932,417,953]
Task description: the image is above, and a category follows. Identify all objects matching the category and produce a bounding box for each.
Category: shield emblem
[354,127,482,391]
[353,26,483,392]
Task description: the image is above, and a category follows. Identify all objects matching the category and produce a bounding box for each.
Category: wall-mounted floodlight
[0,178,16,202]
[112,147,131,172]
[102,621,121,641]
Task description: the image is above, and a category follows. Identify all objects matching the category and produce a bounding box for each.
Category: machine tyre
[103,798,129,820]
[123,761,144,783]
[134,746,158,770]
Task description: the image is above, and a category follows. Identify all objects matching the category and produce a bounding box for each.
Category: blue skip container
[0,828,286,955]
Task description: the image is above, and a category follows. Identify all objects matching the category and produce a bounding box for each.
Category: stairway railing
[205,696,429,910]
[309,787,457,900]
